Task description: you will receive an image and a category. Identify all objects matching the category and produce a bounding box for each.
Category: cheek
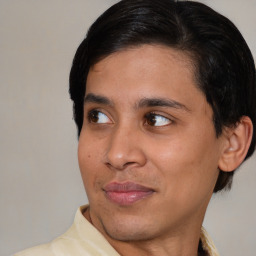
[78,135,99,188]
[147,130,220,193]
[78,132,112,199]
[78,138,91,173]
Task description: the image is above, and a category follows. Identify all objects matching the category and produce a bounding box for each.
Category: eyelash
[144,112,172,127]
[87,110,111,124]
[87,109,173,127]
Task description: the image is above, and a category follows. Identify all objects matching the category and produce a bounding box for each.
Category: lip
[103,182,154,205]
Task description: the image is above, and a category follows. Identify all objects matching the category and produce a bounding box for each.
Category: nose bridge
[106,121,146,170]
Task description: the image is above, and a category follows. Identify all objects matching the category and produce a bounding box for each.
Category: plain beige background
[0,0,255,255]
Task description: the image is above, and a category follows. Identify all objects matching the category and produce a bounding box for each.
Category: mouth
[103,181,155,206]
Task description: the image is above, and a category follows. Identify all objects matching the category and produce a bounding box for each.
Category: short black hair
[69,0,256,192]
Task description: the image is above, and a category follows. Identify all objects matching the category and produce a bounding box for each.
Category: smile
[103,182,154,206]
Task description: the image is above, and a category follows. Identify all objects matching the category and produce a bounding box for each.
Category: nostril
[105,128,147,170]
[124,161,137,168]
[105,160,127,171]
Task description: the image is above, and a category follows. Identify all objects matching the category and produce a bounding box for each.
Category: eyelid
[145,112,174,127]
[148,111,175,121]
[85,107,176,126]
[87,108,113,124]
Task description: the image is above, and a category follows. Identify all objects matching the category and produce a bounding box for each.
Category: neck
[84,209,205,256]
[109,223,202,256]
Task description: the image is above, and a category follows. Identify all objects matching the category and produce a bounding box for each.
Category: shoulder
[13,227,78,256]
[13,242,55,256]
[13,205,120,256]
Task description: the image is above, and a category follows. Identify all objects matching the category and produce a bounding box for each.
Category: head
[70,0,255,193]
[69,1,256,247]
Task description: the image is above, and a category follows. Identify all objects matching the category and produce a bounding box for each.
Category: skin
[78,45,228,256]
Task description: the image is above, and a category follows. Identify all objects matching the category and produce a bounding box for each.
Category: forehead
[86,45,211,120]
[89,44,195,81]
[87,45,201,99]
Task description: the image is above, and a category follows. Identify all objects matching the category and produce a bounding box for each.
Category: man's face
[78,45,225,241]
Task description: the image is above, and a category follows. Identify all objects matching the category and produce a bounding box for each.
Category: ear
[218,116,253,172]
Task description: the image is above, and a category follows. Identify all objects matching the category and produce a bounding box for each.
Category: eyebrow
[136,97,190,112]
[84,93,189,112]
[84,93,112,105]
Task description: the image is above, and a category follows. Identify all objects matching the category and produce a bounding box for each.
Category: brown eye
[145,113,171,127]
[87,110,111,124]
[88,110,99,123]
[145,113,157,126]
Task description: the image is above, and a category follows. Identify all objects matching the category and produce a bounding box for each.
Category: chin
[102,216,156,241]
[105,226,155,242]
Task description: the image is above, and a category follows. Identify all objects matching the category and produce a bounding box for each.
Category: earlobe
[218,116,253,172]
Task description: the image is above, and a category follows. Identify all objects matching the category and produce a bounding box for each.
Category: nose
[105,125,147,170]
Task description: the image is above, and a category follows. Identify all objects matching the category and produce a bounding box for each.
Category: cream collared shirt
[15,205,219,256]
